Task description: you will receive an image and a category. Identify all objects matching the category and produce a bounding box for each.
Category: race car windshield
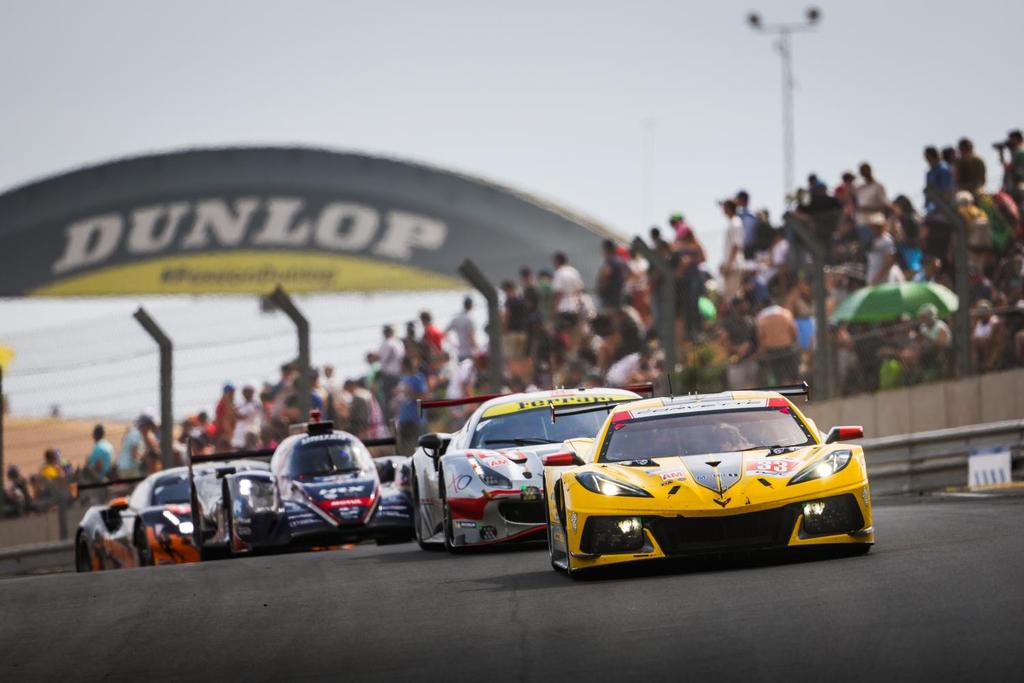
[288,441,364,479]
[470,407,610,449]
[151,475,190,505]
[599,408,813,462]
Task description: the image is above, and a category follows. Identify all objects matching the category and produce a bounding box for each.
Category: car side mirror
[542,452,585,467]
[825,426,863,444]
[418,433,450,459]
[108,496,130,511]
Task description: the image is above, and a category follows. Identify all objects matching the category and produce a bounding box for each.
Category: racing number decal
[746,458,799,477]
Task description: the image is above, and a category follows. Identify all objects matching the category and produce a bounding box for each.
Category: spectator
[998,129,1024,207]
[520,267,540,305]
[866,213,905,285]
[719,199,745,300]
[721,296,759,389]
[536,270,555,325]
[596,239,628,309]
[501,280,529,360]
[419,310,444,357]
[669,213,694,241]
[917,303,952,379]
[956,191,994,271]
[118,414,149,477]
[552,251,586,319]
[835,171,857,214]
[755,301,799,384]
[924,145,954,212]
[800,179,843,246]
[377,324,405,421]
[215,384,238,443]
[85,424,113,480]
[854,163,890,247]
[956,137,987,196]
[232,381,263,449]
[735,191,758,258]
[395,356,428,454]
[402,321,422,362]
[972,300,1006,372]
[446,296,477,361]
[5,466,31,515]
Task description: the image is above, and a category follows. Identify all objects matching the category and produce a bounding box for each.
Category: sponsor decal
[570,511,578,532]
[301,434,346,445]
[652,469,686,483]
[482,457,509,468]
[233,499,244,517]
[454,475,473,492]
[520,485,541,501]
[457,520,477,529]
[746,458,799,477]
[318,485,366,500]
[317,496,373,509]
[637,398,768,418]
[482,393,636,418]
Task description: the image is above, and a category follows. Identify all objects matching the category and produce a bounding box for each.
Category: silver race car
[409,386,648,552]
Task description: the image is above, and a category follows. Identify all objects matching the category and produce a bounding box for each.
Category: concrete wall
[807,368,1024,438]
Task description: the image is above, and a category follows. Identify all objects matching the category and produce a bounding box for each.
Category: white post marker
[967,447,1012,487]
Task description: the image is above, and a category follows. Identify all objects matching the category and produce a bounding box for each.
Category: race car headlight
[581,516,645,554]
[788,450,852,486]
[468,458,512,489]
[575,471,653,498]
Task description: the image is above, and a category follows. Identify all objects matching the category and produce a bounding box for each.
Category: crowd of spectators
[4,127,1023,516]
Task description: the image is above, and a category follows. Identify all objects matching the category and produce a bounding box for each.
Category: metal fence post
[269,286,311,418]
[631,237,676,395]
[457,259,504,392]
[784,213,832,399]
[56,491,69,541]
[133,308,174,469]
[925,188,972,377]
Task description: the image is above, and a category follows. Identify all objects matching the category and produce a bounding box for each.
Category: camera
[993,141,1008,151]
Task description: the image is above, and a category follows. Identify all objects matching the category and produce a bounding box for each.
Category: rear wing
[419,383,656,418]
[76,476,146,492]
[748,381,810,401]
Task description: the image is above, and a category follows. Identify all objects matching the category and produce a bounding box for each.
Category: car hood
[295,475,379,523]
[586,444,855,507]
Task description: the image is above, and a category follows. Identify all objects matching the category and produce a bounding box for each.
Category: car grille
[646,507,798,556]
[498,501,546,525]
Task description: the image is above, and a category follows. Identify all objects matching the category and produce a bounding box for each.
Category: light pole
[747,7,821,202]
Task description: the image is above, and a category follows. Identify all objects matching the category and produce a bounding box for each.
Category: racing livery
[75,460,267,571]
[544,384,873,576]
[196,419,414,555]
[410,386,645,551]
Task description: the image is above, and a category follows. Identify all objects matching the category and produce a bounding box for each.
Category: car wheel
[546,482,562,572]
[439,465,464,554]
[412,467,439,551]
[75,536,93,573]
[134,523,153,567]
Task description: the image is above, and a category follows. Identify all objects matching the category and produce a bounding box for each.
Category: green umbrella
[830,281,958,324]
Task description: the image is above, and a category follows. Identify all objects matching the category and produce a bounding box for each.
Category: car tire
[75,536,93,573]
[134,522,153,567]
[411,467,440,551]
[546,481,563,573]
[439,465,464,554]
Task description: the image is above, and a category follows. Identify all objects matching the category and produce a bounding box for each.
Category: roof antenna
[666,369,674,398]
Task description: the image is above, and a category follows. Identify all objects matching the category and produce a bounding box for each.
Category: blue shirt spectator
[397,369,428,425]
[924,146,953,213]
[86,424,114,478]
[735,191,758,256]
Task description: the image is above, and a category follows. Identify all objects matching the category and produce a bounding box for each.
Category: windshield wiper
[483,437,557,446]
[737,444,804,453]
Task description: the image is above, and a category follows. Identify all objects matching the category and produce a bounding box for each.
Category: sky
[1,0,1022,270]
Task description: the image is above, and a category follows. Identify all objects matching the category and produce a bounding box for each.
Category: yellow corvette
[542,384,872,577]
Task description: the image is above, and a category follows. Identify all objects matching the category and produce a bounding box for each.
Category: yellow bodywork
[546,391,873,573]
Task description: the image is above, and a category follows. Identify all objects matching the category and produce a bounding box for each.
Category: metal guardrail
[861,419,1024,495]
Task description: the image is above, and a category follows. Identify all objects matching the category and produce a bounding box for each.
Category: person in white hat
[231,380,263,449]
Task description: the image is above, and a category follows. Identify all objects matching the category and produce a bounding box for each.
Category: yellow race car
[542,383,872,577]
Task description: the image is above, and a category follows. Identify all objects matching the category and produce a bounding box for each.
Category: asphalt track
[2,494,1023,682]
